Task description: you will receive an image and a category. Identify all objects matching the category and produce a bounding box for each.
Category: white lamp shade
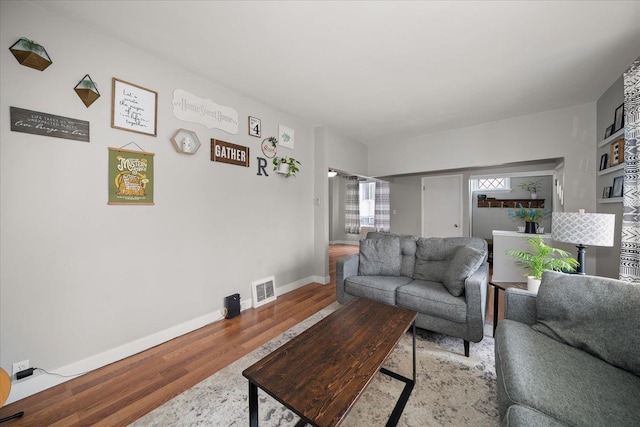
[552,212,615,247]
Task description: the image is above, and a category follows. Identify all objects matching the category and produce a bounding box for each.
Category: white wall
[595,76,624,278]
[314,126,369,274]
[1,1,318,401]
[370,103,597,271]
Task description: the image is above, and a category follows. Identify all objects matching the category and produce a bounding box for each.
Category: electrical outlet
[12,360,29,377]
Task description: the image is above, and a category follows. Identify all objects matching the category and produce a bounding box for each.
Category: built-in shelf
[477,199,545,208]
[598,197,623,204]
[598,163,624,176]
[598,128,625,148]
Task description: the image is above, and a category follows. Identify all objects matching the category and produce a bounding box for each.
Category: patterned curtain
[374,181,391,232]
[345,177,360,235]
[620,57,640,282]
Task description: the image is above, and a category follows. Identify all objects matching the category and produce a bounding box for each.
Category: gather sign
[211,139,249,167]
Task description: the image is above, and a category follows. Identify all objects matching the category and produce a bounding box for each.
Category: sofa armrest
[464,262,489,342]
[336,254,359,304]
[504,288,537,325]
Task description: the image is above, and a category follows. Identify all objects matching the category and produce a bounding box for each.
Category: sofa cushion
[345,275,413,306]
[396,280,467,323]
[532,270,640,376]
[413,237,487,283]
[496,320,640,426]
[366,232,417,277]
[358,236,402,276]
[442,246,486,297]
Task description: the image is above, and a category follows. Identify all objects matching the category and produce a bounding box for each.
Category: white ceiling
[31,1,640,146]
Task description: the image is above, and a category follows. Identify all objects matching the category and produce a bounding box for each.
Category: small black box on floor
[224,293,241,318]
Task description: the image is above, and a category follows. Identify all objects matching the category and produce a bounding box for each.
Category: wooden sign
[172,89,239,134]
[10,107,89,142]
[108,147,154,205]
[111,78,158,136]
[211,139,249,167]
[610,138,625,166]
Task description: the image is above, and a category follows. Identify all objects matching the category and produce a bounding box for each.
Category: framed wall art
[108,147,154,205]
[612,176,624,198]
[604,124,614,139]
[602,186,611,199]
[249,116,261,137]
[111,78,158,136]
[610,138,625,166]
[278,124,295,149]
[599,153,609,171]
[613,103,624,132]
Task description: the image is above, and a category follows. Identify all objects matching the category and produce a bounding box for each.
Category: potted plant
[506,235,579,292]
[508,204,550,233]
[273,156,301,178]
[518,179,543,199]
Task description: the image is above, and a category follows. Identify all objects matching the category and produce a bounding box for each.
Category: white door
[422,175,463,237]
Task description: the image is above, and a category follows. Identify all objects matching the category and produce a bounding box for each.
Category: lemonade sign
[108,147,154,205]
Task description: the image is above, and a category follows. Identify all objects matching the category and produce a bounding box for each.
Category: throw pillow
[358,236,402,276]
[442,246,487,296]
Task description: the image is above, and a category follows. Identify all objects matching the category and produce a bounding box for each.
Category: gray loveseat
[495,270,640,426]
[336,232,489,356]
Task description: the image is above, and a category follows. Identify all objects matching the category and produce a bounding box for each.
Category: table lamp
[551,210,616,274]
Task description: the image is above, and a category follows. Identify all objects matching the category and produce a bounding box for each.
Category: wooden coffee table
[242,298,418,427]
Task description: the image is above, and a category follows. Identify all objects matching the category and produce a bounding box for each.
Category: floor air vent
[252,276,276,308]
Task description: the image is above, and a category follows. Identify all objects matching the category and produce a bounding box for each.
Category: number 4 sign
[249,116,261,138]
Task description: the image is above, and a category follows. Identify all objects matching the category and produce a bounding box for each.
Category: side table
[490,281,527,337]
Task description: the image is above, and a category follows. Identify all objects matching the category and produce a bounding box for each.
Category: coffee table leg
[412,321,416,382]
[249,381,258,427]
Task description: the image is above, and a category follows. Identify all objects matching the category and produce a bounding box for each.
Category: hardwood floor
[1,244,500,426]
[0,245,358,426]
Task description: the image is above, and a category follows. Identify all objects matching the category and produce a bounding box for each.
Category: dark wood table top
[490,281,527,291]
[242,298,417,427]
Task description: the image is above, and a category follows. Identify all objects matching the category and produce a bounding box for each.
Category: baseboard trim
[7,278,311,404]
[330,240,359,245]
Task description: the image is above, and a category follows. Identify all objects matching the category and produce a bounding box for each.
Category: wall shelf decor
[477,199,545,209]
[10,107,89,142]
[597,162,624,176]
[74,74,100,108]
[111,78,158,136]
[249,116,261,137]
[261,137,277,158]
[610,138,625,166]
[278,124,295,149]
[9,37,52,71]
[107,146,154,205]
[171,128,201,154]
[598,197,623,204]
[211,139,249,167]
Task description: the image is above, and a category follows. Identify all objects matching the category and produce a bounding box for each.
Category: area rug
[131,303,499,426]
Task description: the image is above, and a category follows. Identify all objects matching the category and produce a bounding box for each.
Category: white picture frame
[111,78,158,136]
[278,124,295,149]
[249,116,261,137]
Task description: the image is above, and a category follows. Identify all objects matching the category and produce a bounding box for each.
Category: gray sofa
[336,232,489,356]
[495,270,640,426]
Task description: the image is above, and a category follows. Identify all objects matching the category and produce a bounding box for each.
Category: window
[472,177,511,191]
[359,181,375,226]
